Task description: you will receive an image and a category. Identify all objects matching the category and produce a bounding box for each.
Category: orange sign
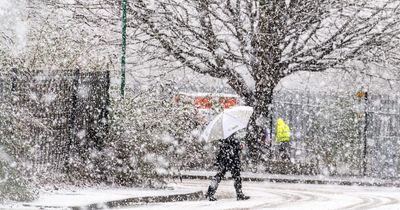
[356,91,367,99]
[194,97,212,109]
[193,96,237,109]
[219,97,237,109]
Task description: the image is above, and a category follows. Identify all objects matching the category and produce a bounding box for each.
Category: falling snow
[1,0,400,209]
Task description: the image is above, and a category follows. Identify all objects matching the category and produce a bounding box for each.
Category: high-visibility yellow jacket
[276,118,291,142]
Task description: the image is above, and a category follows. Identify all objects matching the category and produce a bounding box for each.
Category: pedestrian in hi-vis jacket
[276,118,291,161]
[205,132,250,201]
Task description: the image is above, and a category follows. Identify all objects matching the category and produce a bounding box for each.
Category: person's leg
[282,142,291,161]
[278,142,285,160]
[278,142,290,161]
[206,168,226,201]
[231,168,250,200]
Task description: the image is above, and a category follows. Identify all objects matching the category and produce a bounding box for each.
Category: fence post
[11,68,17,92]
[65,69,80,174]
[102,70,111,146]
[120,0,127,97]
[362,92,369,176]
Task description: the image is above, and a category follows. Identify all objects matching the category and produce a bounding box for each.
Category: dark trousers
[207,166,243,196]
[278,142,291,161]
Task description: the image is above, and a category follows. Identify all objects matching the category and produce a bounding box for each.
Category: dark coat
[216,135,241,171]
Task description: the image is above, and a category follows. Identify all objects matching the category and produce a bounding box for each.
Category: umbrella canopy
[200,106,253,142]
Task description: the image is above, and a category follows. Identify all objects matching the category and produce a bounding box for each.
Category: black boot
[205,187,217,201]
[234,176,250,201]
[237,193,250,201]
[205,177,220,201]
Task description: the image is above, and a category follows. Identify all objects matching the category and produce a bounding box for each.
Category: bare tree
[48,0,400,159]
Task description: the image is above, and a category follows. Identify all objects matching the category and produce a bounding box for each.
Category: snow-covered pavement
[1,185,201,210]
[125,179,400,210]
[3,179,400,210]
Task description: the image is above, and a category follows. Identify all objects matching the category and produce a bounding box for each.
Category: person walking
[276,118,291,161]
[205,132,250,201]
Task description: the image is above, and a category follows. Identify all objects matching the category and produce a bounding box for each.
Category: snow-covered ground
[126,179,400,210]
[0,184,197,210]
[2,179,400,210]
[180,170,399,186]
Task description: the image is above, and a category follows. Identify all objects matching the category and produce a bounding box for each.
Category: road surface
[123,179,400,210]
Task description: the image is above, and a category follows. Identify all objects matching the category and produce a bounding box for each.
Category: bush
[0,100,38,202]
[99,83,207,187]
[304,96,363,176]
[0,151,37,202]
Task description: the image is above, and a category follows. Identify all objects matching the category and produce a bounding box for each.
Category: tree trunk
[245,76,277,163]
[243,0,286,163]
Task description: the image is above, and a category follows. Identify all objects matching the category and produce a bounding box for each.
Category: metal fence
[366,94,400,178]
[2,69,399,178]
[270,90,400,178]
[0,69,110,175]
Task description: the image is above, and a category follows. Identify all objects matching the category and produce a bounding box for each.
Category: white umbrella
[200,106,253,142]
